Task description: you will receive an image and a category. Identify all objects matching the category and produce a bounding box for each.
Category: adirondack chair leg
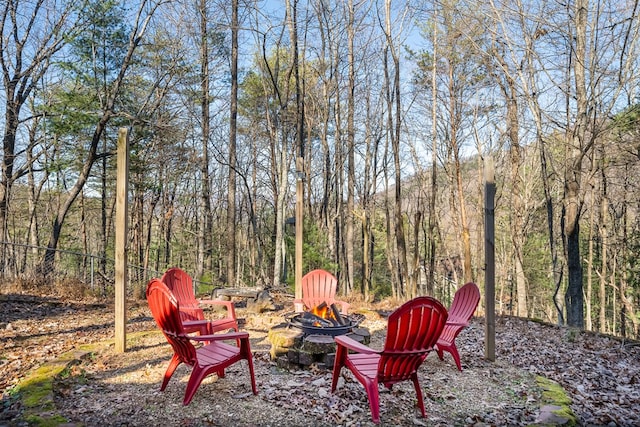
[161,354,182,391]
[242,345,258,394]
[411,373,427,418]
[363,380,381,424]
[449,345,462,371]
[436,346,445,361]
[183,366,211,405]
[331,345,347,392]
[440,343,463,370]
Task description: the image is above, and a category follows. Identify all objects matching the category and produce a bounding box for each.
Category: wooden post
[295,157,304,308]
[484,156,496,362]
[115,128,129,353]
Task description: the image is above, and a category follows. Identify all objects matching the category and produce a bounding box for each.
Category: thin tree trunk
[427,9,439,295]
[227,0,239,286]
[272,128,288,287]
[563,0,588,329]
[585,184,595,331]
[384,0,408,296]
[197,0,211,282]
[599,196,608,332]
[345,0,355,295]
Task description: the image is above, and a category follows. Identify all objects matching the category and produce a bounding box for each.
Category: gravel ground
[3,292,639,426]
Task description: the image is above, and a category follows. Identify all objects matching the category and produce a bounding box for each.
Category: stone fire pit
[267,312,370,370]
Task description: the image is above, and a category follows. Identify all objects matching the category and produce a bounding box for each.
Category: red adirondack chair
[331,296,448,424]
[146,279,257,405]
[161,267,238,336]
[294,269,350,314]
[436,282,480,371]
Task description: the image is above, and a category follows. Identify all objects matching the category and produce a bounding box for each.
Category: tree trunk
[563,177,584,328]
[563,0,588,328]
[227,0,239,286]
[41,113,110,273]
[196,0,211,282]
[345,0,355,295]
[585,185,595,331]
[384,0,408,296]
[497,62,528,317]
[599,196,608,332]
[427,10,439,295]
[272,128,288,287]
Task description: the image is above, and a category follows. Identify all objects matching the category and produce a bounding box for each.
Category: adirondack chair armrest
[293,298,306,312]
[334,334,380,354]
[335,300,350,314]
[198,299,237,318]
[190,331,249,342]
[182,319,211,328]
[446,316,469,327]
[180,306,202,314]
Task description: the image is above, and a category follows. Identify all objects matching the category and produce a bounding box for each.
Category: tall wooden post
[484,156,496,362]
[115,128,129,353]
[295,157,304,307]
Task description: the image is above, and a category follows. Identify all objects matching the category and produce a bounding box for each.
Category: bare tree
[0,0,77,275]
[39,0,164,273]
[197,0,214,282]
[382,0,409,297]
[227,0,239,286]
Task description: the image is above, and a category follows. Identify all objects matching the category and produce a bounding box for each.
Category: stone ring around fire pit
[267,311,370,370]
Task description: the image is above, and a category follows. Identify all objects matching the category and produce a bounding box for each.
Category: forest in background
[1,0,639,339]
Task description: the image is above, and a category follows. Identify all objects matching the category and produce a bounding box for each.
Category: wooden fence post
[115,128,129,353]
[295,157,304,307]
[484,156,496,362]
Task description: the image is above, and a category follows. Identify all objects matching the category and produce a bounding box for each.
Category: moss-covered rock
[13,331,156,426]
[529,376,578,426]
[16,353,89,426]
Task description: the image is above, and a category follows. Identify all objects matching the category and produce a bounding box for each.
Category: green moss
[550,405,577,421]
[15,349,95,426]
[24,413,69,426]
[537,376,572,406]
[19,365,63,408]
[564,328,580,343]
[531,376,578,426]
[12,329,163,426]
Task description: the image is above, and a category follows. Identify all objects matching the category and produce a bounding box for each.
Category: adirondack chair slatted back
[436,282,480,370]
[162,267,238,336]
[379,297,448,385]
[161,267,202,323]
[146,279,198,366]
[450,282,480,321]
[295,269,350,313]
[301,269,338,308]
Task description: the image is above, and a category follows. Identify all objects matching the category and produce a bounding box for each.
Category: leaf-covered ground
[1,292,639,426]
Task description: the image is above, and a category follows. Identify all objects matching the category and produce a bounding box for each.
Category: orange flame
[309,304,337,326]
[310,305,330,318]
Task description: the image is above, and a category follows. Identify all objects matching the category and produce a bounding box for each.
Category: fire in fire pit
[287,303,365,337]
